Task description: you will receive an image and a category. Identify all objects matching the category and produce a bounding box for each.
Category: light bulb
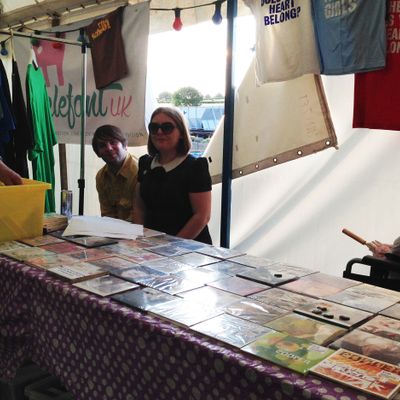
[0,42,8,56]
[31,30,41,47]
[173,8,183,31]
[212,1,223,25]
[52,32,64,49]
[77,28,85,43]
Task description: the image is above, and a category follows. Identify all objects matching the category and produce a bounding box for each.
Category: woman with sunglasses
[133,106,212,244]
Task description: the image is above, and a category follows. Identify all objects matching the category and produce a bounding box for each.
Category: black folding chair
[343,254,400,291]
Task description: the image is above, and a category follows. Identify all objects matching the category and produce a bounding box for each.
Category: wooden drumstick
[342,228,367,245]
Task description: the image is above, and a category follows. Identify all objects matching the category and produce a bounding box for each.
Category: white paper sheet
[63,216,144,240]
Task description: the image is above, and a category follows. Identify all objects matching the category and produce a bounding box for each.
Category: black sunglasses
[148,122,176,135]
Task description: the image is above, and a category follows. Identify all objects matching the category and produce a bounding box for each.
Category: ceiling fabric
[0,0,249,31]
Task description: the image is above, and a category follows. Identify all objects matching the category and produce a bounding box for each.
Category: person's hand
[0,161,23,185]
[366,240,393,258]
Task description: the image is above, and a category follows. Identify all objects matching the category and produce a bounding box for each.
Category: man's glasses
[148,122,176,135]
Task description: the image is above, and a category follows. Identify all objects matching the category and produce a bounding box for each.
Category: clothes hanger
[27,32,39,70]
[9,29,16,62]
[30,48,38,70]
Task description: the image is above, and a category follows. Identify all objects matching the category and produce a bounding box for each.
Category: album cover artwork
[1,247,53,261]
[202,260,255,277]
[192,313,272,348]
[41,241,84,254]
[172,252,220,268]
[174,268,228,285]
[0,241,30,252]
[311,349,400,399]
[148,298,222,328]
[265,313,347,346]
[380,304,400,321]
[237,268,297,287]
[48,262,107,283]
[229,254,278,268]
[177,286,243,309]
[111,265,166,283]
[140,258,193,274]
[19,235,64,247]
[330,329,400,367]
[147,244,191,257]
[135,274,204,295]
[196,246,246,260]
[250,288,319,311]
[243,331,334,375]
[88,256,139,272]
[74,275,139,297]
[208,276,269,296]
[294,299,373,329]
[357,315,400,343]
[26,253,80,270]
[224,298,288,325]
[324,283,400,313]
[281,273,360,298]
[112,287,177,312]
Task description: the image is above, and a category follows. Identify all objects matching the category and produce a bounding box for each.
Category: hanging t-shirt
[312,0,387,75]
[26,64,58,212]
[353,0,400,131]
[86,6,128,89]
[0,60,15,160]
[244,0,320,84]
[11,59,33,178]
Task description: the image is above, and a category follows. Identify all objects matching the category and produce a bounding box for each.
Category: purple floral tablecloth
[0,256,381,400]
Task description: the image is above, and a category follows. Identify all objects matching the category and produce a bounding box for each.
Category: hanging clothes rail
[0,29,83,47]
[0,28,88,215]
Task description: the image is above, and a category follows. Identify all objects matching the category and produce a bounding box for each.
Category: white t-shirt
[244,0,320,84]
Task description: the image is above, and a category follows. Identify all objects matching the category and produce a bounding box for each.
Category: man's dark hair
[92,125,127,156]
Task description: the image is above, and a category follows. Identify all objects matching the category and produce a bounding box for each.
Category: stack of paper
[63,216,143,240]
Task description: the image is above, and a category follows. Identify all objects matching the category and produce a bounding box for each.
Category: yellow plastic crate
[0,179,51,242]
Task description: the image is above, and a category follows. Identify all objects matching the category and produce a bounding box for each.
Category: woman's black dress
[138,154,212,244]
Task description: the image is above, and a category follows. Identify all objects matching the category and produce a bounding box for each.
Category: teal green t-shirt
[27,64,57,212]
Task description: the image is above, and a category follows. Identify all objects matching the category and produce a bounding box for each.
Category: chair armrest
[361,255,400,270]
[344,258,364,275]
[384,252,400,263]
[343,255,400,291]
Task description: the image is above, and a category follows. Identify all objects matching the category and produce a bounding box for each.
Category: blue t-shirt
[312,0,387,75]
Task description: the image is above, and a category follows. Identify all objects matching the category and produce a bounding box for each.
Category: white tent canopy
[0,0,249,31]
[1,0,400,281]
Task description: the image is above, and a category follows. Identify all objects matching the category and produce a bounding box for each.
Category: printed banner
[13,2,149,146]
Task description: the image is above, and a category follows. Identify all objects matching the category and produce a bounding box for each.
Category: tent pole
[78,31,87,215]
[51,18,69,194]
[220,0,237,248]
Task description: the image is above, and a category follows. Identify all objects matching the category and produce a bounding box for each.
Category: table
[0,256,382,400]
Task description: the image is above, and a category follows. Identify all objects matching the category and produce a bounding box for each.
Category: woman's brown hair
[147,107,192,156]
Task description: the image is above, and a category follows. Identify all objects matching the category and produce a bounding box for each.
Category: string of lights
[0,0,227,55]
[152,0,226,31]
